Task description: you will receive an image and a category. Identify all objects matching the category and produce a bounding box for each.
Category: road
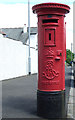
[2,66,72,118]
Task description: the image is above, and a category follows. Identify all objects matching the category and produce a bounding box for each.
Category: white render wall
[0,34,38,81]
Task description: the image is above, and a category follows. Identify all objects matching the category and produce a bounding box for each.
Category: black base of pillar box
[37,90,66,119]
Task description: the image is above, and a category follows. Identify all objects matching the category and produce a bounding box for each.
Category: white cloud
[0,3,37,28]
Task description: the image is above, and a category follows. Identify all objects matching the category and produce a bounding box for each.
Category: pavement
[1,66,75,119]
[67,66,75,119]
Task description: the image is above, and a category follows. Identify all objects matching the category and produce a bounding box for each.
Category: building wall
[0,34,38,81]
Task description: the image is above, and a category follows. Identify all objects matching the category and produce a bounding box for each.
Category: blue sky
[0,0,74,5]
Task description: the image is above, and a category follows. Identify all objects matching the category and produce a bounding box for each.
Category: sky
[0,0,74,5]
[0,0,74,50]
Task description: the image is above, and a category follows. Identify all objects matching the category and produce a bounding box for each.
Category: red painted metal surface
[32,3,70,91]
[65,22,66,61]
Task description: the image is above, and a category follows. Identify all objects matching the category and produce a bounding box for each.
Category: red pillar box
[32,3,70,119]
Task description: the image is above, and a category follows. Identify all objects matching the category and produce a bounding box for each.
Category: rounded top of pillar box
[32,3,70,16]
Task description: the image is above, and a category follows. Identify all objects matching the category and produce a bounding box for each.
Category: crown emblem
[45,48,54,58]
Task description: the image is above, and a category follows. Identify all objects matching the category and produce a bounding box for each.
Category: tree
[66,49,74,66]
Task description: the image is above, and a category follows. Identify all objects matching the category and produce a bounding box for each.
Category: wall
[0,34,38,81]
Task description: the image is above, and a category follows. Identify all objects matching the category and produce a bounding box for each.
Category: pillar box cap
[32,3,70,16]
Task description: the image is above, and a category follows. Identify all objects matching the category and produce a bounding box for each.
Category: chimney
[23,24,27,33]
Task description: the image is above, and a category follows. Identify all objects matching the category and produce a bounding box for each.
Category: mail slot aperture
[43,19,58,23]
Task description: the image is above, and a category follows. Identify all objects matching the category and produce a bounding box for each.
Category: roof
[0,27,37,44]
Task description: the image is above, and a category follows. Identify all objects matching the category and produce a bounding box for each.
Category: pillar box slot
[42,19,58,23]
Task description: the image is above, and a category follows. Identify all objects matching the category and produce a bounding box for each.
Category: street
[2,66,72,118]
